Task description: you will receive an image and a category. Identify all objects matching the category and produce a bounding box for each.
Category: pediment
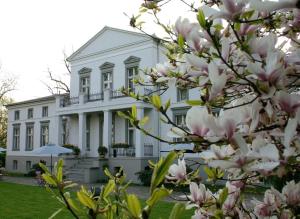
[68,26,152,61]
[99,62,115,70]
[78,67,92,74]
[124,56,141,65]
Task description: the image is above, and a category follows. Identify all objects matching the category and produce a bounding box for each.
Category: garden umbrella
[0,147,6,152]
[31,144,72,173]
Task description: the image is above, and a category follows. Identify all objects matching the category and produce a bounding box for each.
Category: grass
[0,182,193,219]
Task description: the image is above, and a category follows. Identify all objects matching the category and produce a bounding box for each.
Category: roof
[67,26,155,62]
[5,95,57,108]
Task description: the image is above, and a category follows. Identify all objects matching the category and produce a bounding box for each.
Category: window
[86,115,91,151]
[27,108,33,119]
[12,125,20,151]
[13,160,18,170]
[177,88,188,102]
[40,123,49,146]
[80,76,90,94]
[127,67,138,90]
[14,110,20,120]
[26,161,32,171]
[26,124,34,151]
[127,120,135,148]
[103,72,113,90]
[174,114,187,142]
[124,56,140,91]
[100,62,114,90]
[42,106,48,117]
[62,119,67,145]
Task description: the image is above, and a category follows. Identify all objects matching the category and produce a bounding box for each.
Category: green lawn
[0,182,193,219]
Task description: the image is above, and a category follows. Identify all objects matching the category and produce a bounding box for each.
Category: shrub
[63,144,80,156]
[135,166,153,186]
[111,143,130,148]
[0,152,6,167]
[98,146,108,156]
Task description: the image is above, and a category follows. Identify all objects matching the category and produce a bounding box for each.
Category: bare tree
[44,53,71,95]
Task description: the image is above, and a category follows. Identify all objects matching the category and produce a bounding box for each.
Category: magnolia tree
[41,0,300,218]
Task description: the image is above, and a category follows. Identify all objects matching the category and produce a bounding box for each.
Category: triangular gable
[68,26,152,61]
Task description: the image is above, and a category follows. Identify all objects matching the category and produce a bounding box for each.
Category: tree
[40,1,300,218]
[0,69,16,147]
[44,53,70,95]
[0,97,13,147]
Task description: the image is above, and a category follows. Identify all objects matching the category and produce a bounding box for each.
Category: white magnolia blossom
[166,159,187,181]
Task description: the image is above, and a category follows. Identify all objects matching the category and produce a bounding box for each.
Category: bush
[26,161,46,177]
[98,146,108,156]
[0,152,6,167]
[135,166,153,186]
[111,143,130,148]
[63,144,80,156]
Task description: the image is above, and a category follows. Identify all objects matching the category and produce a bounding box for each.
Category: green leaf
[146,187,172,207]
[151,95,162,109]
[127,194,141,218]
[204,166,215,181]
[102,179,115,199]
[104,168,114,179]
[213,23,224,31]
[132,105,137,119]
[186,100,204,106]
[197,9,206,28]
[77,190,96,210]
[178,34,185,48]
[139,116,149,126]
[168,203,186,219]
[218,187,228,206]
[42,174,57,186]
[48,208,63,219]
[56,159,64,182]
[150,151,177,193]
[39,162,50,174]
[165,99,171,110]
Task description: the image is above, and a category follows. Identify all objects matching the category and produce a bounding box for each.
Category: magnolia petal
[259,144,279,161]
[247,161,280,172]
[208,160,237,169]
[156,77,169,83]
[167,127,186,138]
[232,133,248,155]
[284,117,298,148]
[250,0,299,13]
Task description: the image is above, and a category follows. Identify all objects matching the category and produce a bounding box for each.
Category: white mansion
[6,27,198,182]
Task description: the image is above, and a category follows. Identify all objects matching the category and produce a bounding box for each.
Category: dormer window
[124,56,141,91]
[78,67,92,94]
[100,62,115,91]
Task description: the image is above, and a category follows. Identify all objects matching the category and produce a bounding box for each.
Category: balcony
[84,92,104,102]
[110,90,127,99]
[109,144,154,157]
[60,96,79,107]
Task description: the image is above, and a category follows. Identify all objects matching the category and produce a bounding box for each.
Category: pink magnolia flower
[199,144,235,160]
[208,62,227,100]
[188,182,212,207]
[186,107,217,138]
[249,34,277,57]
[166,159,187,181]
[174,17,199,39]
[282,180,300,206]
[191,210,209,219]
[276,91,300,115]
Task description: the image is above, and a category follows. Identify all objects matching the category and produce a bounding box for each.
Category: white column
[135,107,144,157]
[103,110,112,150]
[53,115,62,145]
[78,113,86,153]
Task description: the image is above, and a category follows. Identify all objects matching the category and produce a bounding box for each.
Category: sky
[0,0,195,102]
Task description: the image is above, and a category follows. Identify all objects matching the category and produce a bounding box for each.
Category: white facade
[5,27,197,181]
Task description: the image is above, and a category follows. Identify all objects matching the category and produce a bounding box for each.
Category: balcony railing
[84,92,104,102]
[60,96,79,107]
[144,144,153,156]
[110,147,135,157]
[110,90,127,99]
